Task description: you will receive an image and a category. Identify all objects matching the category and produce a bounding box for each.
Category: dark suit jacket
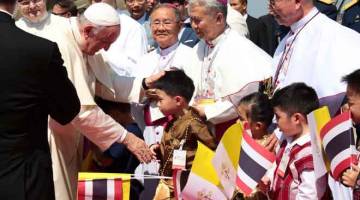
[246,15,269,54]
[0,11,80,200]
[179,23,200,48]
[315,0,338,20]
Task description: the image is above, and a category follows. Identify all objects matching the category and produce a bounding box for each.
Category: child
[270,83,320,199]
[150,70,217,200]
[340,69,360,198]
[238,92,274,148]
[234,92,274,200]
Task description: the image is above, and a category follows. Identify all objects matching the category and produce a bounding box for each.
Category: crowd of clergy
[1,0,360,198]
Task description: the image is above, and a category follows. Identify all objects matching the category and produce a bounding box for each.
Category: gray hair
[188,0,227,18]
[78,13,106,34]
[150,3,181,22]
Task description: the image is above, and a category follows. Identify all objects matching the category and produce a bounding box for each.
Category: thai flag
[236,131,276,196]
[320,111,356,180]
[307,106,332,199]
[78,178,123,200]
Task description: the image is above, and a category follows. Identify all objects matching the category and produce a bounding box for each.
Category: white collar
[206,26,230,47]
[286,133,310,148]
[69,17,83,54]
[158,41,179,56]
[22,12,50,26]
[137,14,147,25]
[243,13,248,20]
[290,7,318,33]
[0,9,13,18]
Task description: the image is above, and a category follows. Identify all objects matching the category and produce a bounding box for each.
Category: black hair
[0,0,16,5]
[54,0,78,16]
[240,92,273,127]
[342,69,360,94]
[153,70,194,102]
[271,82,319,116]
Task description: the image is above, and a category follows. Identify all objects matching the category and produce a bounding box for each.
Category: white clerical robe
[273,8,360,115]
[17,14,143,200]
[100,11,147,76]
[182,28,272,124]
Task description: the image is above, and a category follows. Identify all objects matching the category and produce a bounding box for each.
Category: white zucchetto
[84,3,120,26]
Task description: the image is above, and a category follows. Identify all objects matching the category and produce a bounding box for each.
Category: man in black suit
[0,0,80,198]
[229,0,269,53]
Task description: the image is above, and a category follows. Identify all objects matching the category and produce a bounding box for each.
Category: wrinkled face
[274,107,299,137]
[189,5,223,41]
[52,4,71,18]
[150,7,181,49]
[81,25,120,55]
[156,89,179,116]
[229,0,246,15]
[347,87,360,124]
[146,0,158,12]
[18,0,47,22]
[270,0,301,26]
[126,0,147,20]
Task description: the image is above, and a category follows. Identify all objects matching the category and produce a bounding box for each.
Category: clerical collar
[158,42,179,56]
[243,13,248,20]
[0,9,13,18]
[206,26,230,48]
[22,12,49,26]
[137,14,147,25]
[290,7,318,33]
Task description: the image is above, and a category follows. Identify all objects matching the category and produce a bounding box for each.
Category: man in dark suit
[229,0,269,53]
[342,0,360,33]
[0,0,80,198]
[160,0,200,47]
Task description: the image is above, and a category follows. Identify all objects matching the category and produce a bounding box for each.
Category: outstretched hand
[122,132,153,163]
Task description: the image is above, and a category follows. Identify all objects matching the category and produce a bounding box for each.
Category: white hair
[188,0,227,17]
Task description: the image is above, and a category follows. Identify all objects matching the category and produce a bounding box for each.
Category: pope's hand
[144,71,165,89]
[122,132,152,163]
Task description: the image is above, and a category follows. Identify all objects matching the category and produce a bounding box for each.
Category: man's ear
[215,12,225,24]
[83,25,94,39]
[254,121,265,131]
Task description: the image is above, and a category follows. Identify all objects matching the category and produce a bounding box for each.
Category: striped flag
[212,122,243,198]
[78,173,131,200]
[236,131,275,196]
[307,106,331,199]
[181,142,227,199]
[320,111,356,180]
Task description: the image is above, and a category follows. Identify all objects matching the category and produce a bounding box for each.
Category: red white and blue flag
[320,111,356,180]
[236,131,276,196]
[78,178,123,200]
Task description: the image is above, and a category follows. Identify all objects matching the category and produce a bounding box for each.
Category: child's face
[347,86,360,124]
[156,89,179,116]
[274,106,301,137]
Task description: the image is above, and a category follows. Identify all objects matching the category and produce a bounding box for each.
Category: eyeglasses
[126,0,145,5]
[151,19,178,28]
[17,0,42,6]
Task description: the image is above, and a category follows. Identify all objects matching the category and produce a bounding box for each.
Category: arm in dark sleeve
[46,43,80,125]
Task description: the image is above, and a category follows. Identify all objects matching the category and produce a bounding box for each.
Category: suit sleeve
[46,43,80,125]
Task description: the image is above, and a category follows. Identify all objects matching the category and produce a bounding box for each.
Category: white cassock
[226,4,249,38]
[100,11,147,76]
[273,7,360,116]
[131,42,193,175]
[182,28,272,124]
[17,14,143,200]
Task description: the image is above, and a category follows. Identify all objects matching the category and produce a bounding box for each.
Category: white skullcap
[84,3,120,26]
